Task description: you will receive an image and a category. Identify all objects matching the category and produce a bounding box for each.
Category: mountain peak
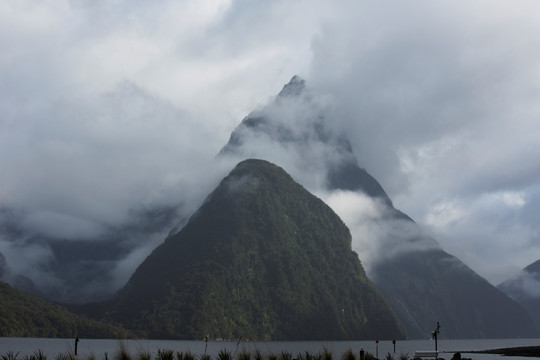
[277,75,305,98]
[524,259,540,274]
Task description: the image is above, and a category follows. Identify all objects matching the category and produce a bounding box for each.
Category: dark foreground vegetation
[0,345,414,360]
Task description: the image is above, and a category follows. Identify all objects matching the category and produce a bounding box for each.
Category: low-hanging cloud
[1,0,540,298]
[321,190,440,275]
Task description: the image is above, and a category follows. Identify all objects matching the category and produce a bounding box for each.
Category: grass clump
[321,348,332,360]
[156,350,174,360]
[341,349,355,360]
[399,353,409,360]
[217,350,232,360]
[54,353,75,360]
[176,351,195,360]
[2,352,20,360]
[298,352,322,360]
[236,349,251,360]
[114,342,131,360]
[253,349,263,360]
[279,352,292,360]
[135,349,151,360]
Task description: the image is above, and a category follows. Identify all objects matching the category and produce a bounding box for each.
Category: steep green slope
[105,159,404,340]
[0,281,130,338]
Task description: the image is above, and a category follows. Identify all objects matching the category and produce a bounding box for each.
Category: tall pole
[432,322,440,351]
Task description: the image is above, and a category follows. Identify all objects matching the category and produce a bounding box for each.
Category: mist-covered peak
[219,76,393,204]
[277,75,306,98]
[524,259,540,274]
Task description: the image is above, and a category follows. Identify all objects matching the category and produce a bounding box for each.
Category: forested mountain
[0,281,130,338]
[98,159,405,340]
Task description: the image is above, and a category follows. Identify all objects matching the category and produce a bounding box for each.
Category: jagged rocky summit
[101,159,405,340]
[219,75,537,339]
[498,259,540,331]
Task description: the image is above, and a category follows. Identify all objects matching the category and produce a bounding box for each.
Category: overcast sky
[1,0,540,285]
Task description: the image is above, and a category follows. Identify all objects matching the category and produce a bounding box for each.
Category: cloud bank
[1,0,540,297]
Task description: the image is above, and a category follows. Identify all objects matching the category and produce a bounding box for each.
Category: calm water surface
[0,338,538,360]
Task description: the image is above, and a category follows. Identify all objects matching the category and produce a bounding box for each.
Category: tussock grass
[135,348,151,360]
[278,351,292,360]
[399,353,410,360]
[253,349,263,360]
[156,349,175,360]
[341,349,355,360]
[321,348,332,360]
[217,350,232,360]
[53,353,75,360]
[236,349,251,360]
[3,346,381,360]
[2,352,19,360]
[114,341,131,360]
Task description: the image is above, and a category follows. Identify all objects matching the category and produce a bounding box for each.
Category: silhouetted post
[376,340,379,359]
[393,340,396,353]
[74,337,79,355]
[360,348,365,360]
[431,321,440,351]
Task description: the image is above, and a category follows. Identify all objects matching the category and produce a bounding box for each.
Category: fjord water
[1,338,539,360]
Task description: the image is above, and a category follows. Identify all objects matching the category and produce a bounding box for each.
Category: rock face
[105,159,405,340]
[218,75,538,339]
[498,260,540,331]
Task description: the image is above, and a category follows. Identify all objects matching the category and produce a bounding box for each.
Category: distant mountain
[219,75,537,339]
[0,281,130,338]
[98,159,405,340]
[498,260,540,331]
[372,250,537,339]
[0,204,184,303]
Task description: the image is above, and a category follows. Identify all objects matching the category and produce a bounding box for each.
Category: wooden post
[75,337,79,356]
